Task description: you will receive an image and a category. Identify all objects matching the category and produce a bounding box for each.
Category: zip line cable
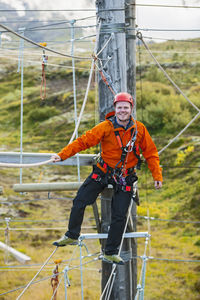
[0,8,124,12]
[3,26,200,34]
[137,27,200,32]
[135,3,200,9]
[2,4,200,11]
[137,35,200,112]
[24,15,96,30]
[139,35,200,43]
[138,216,200,224]
[0,23,92,60]
[0,15,96,24]
[146,256,200,263]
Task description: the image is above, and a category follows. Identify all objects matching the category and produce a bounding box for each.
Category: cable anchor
[40,42,48,100]
[136,31,143,40]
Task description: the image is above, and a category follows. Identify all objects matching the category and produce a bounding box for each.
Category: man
[51,92,162,265]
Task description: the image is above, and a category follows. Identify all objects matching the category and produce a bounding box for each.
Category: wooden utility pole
[96,0,137,299]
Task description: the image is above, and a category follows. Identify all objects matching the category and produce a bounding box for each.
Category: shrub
[28,106,59,122]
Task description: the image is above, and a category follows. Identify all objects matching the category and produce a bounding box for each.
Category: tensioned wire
[0,254,100,297]
[2,21,102,298]
[0,21,113,168]
[136,32,200,155]
[0,23,92,60]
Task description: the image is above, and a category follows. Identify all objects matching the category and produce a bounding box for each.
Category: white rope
[68,20,102,144]
[96,33,113,57]
[0,158,53,168]
[100,197,134,300]
[137,31,200,113]
[16,247,58,299]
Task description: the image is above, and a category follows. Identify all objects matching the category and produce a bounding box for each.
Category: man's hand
[154,181,162,189]
[51,154,61,163]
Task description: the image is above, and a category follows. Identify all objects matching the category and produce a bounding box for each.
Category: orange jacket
[58,111,163,182]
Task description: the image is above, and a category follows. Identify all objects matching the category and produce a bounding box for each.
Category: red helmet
[113,92,134,107]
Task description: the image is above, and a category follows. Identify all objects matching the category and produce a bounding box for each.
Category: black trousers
[65,166,136,255]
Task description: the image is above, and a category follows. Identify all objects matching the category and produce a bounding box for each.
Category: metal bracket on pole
[78,237,84,300]
[139,237,149,300]
[63,266,71,300]
[77,236,92,300]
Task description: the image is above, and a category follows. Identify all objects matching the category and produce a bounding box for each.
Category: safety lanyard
[114,126,137,169]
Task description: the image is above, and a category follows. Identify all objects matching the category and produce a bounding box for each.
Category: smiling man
[51,92,162,265]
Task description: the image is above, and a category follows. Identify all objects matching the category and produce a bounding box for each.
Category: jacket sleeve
[57,121,108,161]
[139,123,163,182]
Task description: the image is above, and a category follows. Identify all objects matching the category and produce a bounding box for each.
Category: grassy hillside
[0,39,200,299]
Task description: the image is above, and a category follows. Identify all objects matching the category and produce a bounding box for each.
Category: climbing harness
[40,42,48,100]
[91,117,141,194]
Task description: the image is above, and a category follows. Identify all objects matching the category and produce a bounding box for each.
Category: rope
[96,33,113,57]
[16,247,58,299]
[100,197,134,300]
[136,32,200,113]
[0,158,53,168]
[68,20,101,144]
[158,111,200,155]
[0,23,91,60]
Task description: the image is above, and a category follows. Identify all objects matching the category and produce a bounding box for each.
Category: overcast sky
[0,0,200,40]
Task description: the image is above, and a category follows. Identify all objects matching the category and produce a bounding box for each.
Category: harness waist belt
[98,157,136,175]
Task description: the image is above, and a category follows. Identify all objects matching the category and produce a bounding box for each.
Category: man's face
[115,101,132,122]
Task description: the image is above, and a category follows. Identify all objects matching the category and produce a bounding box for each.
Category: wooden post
[96,0,137,298]
[126,0,137,295]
